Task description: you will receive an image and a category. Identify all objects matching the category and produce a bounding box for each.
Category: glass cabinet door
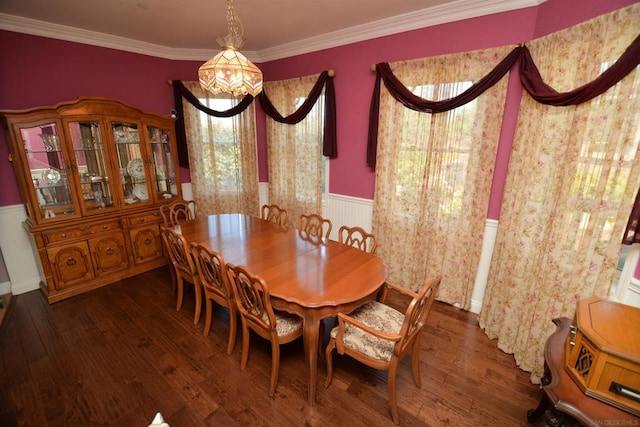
[112,121,150,207]
[20,122,74,220]
[67,120,116,214]
[148,125,178,202]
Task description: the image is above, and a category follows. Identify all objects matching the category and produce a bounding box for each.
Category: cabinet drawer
[44,220,122,244]
[128,211,162,226]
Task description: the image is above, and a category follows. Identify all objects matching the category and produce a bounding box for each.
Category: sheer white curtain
[182,81,259,216]
[372,46,513,308]
[479,4,640,381]
[264,74,324,226]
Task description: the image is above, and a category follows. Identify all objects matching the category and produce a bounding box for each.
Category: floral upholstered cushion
[263,311,302,336]
[330,301,405,362]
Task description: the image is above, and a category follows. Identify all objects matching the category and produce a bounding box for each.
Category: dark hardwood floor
[0,267,542,426]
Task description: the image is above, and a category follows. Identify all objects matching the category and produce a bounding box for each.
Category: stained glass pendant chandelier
[198,0,263,97]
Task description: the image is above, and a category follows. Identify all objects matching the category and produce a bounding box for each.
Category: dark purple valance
[257,71,337,158]
[367,47,522,169]
[367,34,640,169]
[520,33,640,106]
[172,80,254,168]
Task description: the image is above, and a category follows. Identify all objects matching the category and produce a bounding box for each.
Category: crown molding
[0,13,216,61]
[0,0,543,63]
[257,0,543,61]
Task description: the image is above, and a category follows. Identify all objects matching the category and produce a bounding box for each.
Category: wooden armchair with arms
[190,242,237,355]
[226,263,303,398]
[324,275,442,424]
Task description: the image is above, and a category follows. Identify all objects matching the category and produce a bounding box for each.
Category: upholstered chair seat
[329,300,404,362]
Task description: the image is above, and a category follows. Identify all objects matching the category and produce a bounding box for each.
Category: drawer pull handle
[103,225,108,229]
[106,248,114,255]
[66,257,77,266]
[61,233,67,238]
[144,238,152,245]
[140,218,145,222]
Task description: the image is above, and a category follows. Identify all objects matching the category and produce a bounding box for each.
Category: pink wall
[1,0,636,215]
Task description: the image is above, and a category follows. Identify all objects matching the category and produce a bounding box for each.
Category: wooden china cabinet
[2,97,182,303]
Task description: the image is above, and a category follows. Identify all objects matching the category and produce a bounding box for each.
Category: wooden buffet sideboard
[2,97,182,303]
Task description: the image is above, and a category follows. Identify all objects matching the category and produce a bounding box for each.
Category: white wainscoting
[323,193,374,241]
[0,281,10,296]
[612,243,640,308]
[6,185,636,312]
[0,189,497,310]
[0,204,41,295]
[470,219,499,313]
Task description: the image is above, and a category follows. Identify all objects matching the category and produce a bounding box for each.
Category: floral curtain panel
[181,81,259,216]
[479,4,640,381]
[263,74,325,225]
[372,45,513,308]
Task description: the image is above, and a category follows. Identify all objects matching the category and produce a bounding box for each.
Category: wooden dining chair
[261,204,289,227]
[298,213,332,240]
[160,199,197,227]
[338,225,378,254]
[190,242,237,355]
[324,275,442,424]
[160,226,202,325]
[226,263,303,398]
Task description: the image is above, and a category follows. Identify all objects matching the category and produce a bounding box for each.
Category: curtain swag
[623,186,640,245]
[172,71,337,167]
[172,80,254,168]
[367,34,640,169]
[257,70,337,158]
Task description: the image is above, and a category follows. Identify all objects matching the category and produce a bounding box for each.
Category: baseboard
[469,299,482,314]
[9,278,40,296]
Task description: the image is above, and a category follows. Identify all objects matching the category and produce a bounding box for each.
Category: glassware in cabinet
[67,120,117,214]
[148,125,178,201]
[112,121,150,206]
[20,123,74,220]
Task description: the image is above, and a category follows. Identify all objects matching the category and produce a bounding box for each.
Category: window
[181,81,258,215]
[265,75,325,219]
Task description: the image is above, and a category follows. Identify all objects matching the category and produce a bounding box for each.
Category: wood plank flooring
[0,267,542,426]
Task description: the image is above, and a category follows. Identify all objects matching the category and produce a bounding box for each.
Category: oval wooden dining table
[174,213,387,405]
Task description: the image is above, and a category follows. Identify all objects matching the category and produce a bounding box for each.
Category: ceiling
[0,0,540,61]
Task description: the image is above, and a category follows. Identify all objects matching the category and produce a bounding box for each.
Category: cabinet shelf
[25,149,62,154]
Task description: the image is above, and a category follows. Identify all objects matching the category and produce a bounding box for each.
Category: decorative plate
[133,184,148,201]
[126,158,145,179]
[41,168,61,184]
